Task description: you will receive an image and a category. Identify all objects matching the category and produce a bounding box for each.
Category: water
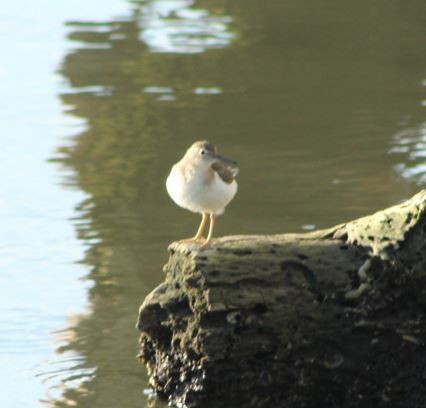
[0,0,425,407]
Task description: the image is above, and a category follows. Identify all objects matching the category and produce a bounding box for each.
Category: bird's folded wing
[211,162,237,184]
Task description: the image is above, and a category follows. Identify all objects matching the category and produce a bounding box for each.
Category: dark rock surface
[137,190,426,407]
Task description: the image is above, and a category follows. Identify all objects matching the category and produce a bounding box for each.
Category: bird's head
[185,141,237,168]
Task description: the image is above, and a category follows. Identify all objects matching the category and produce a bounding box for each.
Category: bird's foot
[178,237,205,244]
[171,238,214,252]
[198,240,213,251]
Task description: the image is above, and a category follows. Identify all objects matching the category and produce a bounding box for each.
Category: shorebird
[166,141,238,247]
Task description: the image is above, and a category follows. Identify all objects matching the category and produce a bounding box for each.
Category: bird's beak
[208,152,238,166]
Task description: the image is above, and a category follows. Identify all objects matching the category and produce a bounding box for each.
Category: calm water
[1,0,425,407]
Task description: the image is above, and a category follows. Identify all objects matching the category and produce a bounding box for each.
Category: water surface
[1,0,425,407]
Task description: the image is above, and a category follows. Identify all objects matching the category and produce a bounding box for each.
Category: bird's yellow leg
[193,213,208,241]
[200,214,216,248]
[178,213,208,243]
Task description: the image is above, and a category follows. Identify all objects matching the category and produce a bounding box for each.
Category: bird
[166,141,238,247]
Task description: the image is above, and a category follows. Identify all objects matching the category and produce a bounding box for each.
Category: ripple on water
[193,87,222,95]
[143,86,174,94]
[137,0,234,53]
[36,327,97,406]
[390,124,426,185]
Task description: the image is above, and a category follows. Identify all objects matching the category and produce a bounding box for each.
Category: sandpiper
[166,141,238,247]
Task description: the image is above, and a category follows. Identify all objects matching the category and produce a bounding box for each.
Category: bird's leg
[178,213,208,244]
[200,213,216,248]
[193,212,208,241]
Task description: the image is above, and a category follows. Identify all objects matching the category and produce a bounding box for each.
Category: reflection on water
[45,0,426,407]
[138,0,234,53]
[391,123,426,185]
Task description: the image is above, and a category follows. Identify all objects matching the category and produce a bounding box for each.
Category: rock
[137,190,426,407]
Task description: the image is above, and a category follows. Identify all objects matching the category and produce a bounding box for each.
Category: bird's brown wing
[211,162,235,184]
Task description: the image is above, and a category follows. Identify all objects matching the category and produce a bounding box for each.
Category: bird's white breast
[166,164,237,215]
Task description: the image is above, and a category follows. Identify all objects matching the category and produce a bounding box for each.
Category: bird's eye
[200,149,205,155]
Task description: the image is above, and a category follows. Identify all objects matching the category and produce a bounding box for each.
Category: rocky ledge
[137,190,426,408]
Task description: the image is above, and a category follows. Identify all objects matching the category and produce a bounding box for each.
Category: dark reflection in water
[52,0,425,406]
